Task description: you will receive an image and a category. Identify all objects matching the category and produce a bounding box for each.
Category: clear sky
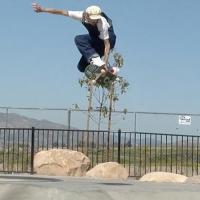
[1,0,200,130]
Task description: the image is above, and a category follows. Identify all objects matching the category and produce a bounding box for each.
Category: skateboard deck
[84,64,99,79]
[84,64,117,87]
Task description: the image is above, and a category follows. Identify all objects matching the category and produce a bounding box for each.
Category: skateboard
[84,64,117,87]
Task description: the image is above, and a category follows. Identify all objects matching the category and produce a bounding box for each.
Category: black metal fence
[0,127,200,178]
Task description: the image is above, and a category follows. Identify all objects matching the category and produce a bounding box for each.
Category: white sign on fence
[178,115,192,125]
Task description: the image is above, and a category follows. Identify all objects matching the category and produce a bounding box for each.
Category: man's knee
[74,35,81,46]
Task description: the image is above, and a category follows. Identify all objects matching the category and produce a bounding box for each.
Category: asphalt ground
[0,174,200,200]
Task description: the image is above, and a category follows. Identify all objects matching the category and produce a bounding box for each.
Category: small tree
[79,52,129,131]
[79,52,129,159]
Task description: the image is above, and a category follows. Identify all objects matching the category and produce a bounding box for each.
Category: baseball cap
[85,5,102,20]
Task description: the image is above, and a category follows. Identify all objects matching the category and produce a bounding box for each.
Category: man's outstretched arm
[32,3,69,16]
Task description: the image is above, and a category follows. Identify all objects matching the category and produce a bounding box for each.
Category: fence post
[31,127,35,174]
[67,110,71,130]
[118,129,121,163]
[134,112,137,133]
[67,110,71,149]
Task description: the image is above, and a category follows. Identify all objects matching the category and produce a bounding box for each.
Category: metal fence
[1,106,200,134]
[0,127,200,178]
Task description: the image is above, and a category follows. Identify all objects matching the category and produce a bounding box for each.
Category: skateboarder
[32,3,117,73]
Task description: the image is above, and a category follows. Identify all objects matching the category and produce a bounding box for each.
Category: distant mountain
[0,112,70,129]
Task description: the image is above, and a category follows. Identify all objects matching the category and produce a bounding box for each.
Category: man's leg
[77,56,88,72]
[74,34,105,67]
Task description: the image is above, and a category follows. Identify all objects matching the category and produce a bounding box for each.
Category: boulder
[34,149,90,176]
[86,162,128,180]
[140,172,187,183]
[186,175,200,184]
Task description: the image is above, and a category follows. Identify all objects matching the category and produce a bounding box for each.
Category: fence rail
[0,127,199,178]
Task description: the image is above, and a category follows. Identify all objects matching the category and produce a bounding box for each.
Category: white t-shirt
[68,11,110,40]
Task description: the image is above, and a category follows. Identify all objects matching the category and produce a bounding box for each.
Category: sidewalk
[0,175,199,200]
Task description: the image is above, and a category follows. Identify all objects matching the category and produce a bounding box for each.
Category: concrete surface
[0,174,200,200]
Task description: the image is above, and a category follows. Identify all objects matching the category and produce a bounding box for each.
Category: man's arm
[32,3,69,16]
[103,39,111,66]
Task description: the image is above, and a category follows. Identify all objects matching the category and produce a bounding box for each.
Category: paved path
[0,174,199,200]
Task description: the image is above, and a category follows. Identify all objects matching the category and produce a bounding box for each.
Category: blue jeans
[74,34,116,72]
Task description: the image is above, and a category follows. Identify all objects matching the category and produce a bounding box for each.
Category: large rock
[34,149,90,176]
[186,175,200,184]
[140,172,187,183]
[86,162,128,180]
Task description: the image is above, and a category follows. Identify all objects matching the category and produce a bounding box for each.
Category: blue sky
[0,0,200,125]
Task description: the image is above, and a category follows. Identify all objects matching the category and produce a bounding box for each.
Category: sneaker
[91,57,105,67]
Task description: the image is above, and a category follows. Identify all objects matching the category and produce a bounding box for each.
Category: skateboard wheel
[104,77,110,83]
[101,69,106,73]
[92,80,96,84]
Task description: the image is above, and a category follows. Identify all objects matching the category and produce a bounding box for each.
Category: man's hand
[32,3,43,13]
[32,3,69,16]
